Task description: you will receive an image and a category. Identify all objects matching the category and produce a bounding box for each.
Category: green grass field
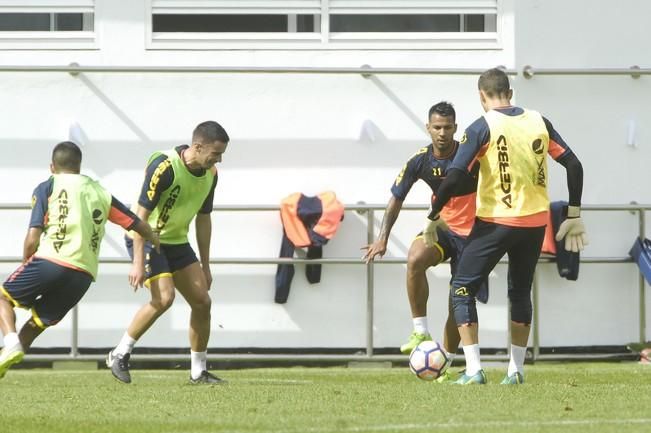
[2,363,650,433]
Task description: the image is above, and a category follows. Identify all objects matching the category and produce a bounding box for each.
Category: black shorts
[417,227,489,303]
[1,257,93,328]
[125,236,198,283]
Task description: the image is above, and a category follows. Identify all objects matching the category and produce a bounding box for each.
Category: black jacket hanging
[541,201,580,280]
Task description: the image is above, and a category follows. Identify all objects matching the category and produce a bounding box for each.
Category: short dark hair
[193,121,230,145]
[428,101,456,122]
[478,68,511,98]
[52,141,82,172]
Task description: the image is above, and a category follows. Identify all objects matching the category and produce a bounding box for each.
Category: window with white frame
[148,0,499,50]
[0,0,95,49]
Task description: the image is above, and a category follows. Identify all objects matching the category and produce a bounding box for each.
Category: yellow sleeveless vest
[146,150,215,244]
[37,174,112,279]
[476,109,550,218]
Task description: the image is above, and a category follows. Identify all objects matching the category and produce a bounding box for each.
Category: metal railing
[1,64,649,79]
[0,202,648,363]
[0,63,517,76]
[522,65,651,79]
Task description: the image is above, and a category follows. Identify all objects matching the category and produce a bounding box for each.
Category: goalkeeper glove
[555,205,589,253]
[422,214,448,248]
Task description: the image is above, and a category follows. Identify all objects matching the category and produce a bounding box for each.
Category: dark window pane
[153,14,290,32]
[0,13,50,31]
[0,13,90,31]
[55,13,86,31]
[330,14,461,33]
[464,14,485,32]
[296,14,315,33]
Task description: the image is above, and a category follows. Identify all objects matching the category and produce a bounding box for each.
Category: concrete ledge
[52,360,98,371]
[347,361,393,369]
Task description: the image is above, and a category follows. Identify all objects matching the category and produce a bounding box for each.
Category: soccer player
[423,68,587,385]
[0,141,159,378]
[106,121,229,384]
[362,101,487,378]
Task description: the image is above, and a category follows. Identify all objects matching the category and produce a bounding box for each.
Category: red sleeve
[108,196,138,230]
[548,139,567,160]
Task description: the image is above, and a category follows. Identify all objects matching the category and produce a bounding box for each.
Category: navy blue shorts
[125,236,198,283]
[452,219,546,296]
[1,257,93,328]
[417,227,489,303]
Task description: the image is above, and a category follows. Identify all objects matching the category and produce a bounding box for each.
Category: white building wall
[0,0,647,351]
[512,0,651,347]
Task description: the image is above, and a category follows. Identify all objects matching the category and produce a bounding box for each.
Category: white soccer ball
[408,340,450,381]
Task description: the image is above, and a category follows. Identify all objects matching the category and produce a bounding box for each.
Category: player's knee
[407,247,431,273]
[191,293,212,313]
[152,291,175,312]
[451,286,478,324]
[508,289,532,324]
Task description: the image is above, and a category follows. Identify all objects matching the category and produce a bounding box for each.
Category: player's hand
[150,231,161,253]
[202,264,213,291]
[422,214,448,248]
[555,206,589,252]
[128,262,146,291]
[361,239,387,264]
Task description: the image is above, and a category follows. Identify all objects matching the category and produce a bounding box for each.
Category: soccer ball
[408,340,450,381]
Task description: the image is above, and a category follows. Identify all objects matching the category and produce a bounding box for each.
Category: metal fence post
[532,272,540,361]
[639,209,647,344]
[366,209,375,357]
[71,305,79,358]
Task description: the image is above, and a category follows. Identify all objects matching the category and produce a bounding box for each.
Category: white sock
[412,317,429,335]
[114,332,136,356]
[3,332,20,349]
[446,351,456,365]
[508,344,527,376]
[191,350,207,379]
[462,344,482,375]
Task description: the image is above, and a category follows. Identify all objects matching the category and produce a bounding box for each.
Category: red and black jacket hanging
[275,191,344,303]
